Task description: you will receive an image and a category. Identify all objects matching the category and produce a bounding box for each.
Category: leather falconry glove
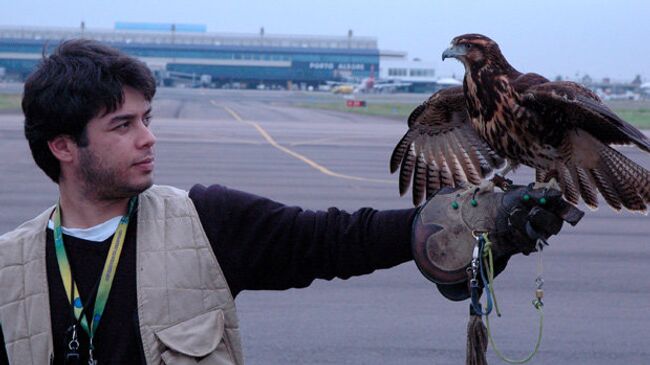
[412,184,584,301]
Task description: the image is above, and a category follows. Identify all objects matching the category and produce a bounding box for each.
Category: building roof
[0,26,378,50]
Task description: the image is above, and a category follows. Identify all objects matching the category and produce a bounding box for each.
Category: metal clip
[64,325,80,365]
[469,238,481,284]
[88,337,97,365]
[68,325,79,351]
[534,276,544,306]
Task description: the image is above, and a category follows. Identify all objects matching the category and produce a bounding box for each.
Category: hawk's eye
[465,43,472,49]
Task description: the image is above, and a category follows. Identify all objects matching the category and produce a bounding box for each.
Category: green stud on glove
[522,194,531,202]
[539,197,547,205]
[451,201,459,209]
[470,199,478,207]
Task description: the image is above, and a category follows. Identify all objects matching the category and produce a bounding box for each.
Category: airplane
[326,67,411,94]
[327,77,412,94]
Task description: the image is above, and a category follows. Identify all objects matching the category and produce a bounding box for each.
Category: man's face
[75,86,156,200]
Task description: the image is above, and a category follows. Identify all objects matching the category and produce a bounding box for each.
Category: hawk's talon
[533,178,561,192]
[490,174,513,192]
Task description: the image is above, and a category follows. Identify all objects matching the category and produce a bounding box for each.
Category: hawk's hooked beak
[442,45,466,61]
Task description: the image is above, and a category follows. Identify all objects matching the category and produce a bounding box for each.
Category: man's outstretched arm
[190,184,417,297]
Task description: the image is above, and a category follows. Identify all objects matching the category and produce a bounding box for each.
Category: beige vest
[0,185,244,364]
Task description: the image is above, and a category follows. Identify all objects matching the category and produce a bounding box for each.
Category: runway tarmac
[1,88,649,364]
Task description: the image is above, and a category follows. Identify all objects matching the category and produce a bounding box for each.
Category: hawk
[391,33,650,212]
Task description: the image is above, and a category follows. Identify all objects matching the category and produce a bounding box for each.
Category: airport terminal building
[0,24,437,92]
[0,24,380,89]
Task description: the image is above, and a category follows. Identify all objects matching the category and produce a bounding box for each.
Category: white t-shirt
[47,216,122,242]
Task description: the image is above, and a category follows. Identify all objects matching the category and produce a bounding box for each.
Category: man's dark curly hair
[22,39,156,182]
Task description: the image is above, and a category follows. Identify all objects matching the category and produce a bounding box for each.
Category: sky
[0,0,648,81]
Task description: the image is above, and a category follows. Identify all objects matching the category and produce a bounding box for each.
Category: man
[0,40,576,364]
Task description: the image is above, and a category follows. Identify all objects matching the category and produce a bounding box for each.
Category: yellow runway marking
[214,101,392,184]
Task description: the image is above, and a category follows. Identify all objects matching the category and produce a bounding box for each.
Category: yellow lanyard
[52,197,136,342]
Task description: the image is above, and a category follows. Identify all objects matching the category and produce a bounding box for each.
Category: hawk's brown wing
[520,81,650,152]
[390,86,505,206]
[520,81,650,211]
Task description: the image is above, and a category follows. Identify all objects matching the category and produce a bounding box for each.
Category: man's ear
[47,135,78,163]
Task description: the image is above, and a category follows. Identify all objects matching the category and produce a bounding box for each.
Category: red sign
[346,100,366,107]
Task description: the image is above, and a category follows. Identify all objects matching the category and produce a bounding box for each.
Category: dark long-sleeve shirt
[39,184,416,364]
[190,184,416,296]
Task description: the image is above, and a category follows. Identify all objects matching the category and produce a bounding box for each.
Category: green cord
[481,233,544,364]
[484,239,501,317]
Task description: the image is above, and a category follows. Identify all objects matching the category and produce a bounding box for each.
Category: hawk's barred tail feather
[541,145,650,213]
[598,146,649,212]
